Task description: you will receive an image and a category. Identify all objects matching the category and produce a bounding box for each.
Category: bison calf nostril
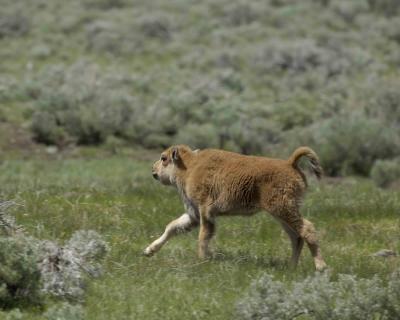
[152,173,158,180]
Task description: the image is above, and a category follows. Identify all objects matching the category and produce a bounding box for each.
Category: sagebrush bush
[0,236,42,309]
[85,19,141,55]
[82,0,126,10]
[66,230,109,276]
[29,61,138,146]
[372,16,400,46]
[271,99,317,130]
[0,202,21,236]
[0,76,22,103]
[44,303,84,320]
[0,309,24,320]
[330,0,369,24]
[364,80,400,127]
[387,270,400,316]
[179,47,243,71]
[0,11,30,38]
[175,123,220,149]
[227,115,281,154]
[236,271,400,320]
[0,202,109,309]
[222,2,259,26]
[137,13,173,41]
[39,230,109,300]
[368,0,400,17]
[253,39,370,78]
[370,158,400,188]
[85,10,175,55]
[282,112,400,176]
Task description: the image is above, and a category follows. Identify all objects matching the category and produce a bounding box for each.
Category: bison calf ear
[171,147,180,163]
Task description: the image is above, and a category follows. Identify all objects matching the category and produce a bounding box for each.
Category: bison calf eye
[161,155,167,162]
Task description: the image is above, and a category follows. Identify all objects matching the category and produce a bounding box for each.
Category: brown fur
[145,145,327,271]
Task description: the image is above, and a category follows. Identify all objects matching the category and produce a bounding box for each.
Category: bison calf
[145,145,327,271]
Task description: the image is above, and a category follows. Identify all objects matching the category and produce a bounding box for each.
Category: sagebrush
[237,271,400,320]
[0,0,399,178]
[0,202,109,310]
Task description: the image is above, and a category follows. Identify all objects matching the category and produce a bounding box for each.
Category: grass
[0,153,399,319]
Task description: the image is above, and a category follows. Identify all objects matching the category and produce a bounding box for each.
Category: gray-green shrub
[175,123,220,149]
[0,202,109,308]
[137,13,173,41]
[82,0,126,10]
[85,10,175,55]
[29,61,138,146]
[0,12,30,38]
[282,112,400,176]
[330,0,369,24]
[0,236,42,309]
[222,2,259,26]
[253,39,370,78]
[0,202,21,236]
[370,158,400,188]
[44,303,84,320]
[364,80,400,128]
[39,230,109,300]
[85,19,141,55]
[368,0,400,17]
[236,271,400,320]
[0,309,24,320]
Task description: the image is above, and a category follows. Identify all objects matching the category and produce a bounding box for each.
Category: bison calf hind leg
[273,209,327,271]
[279,219,305,268]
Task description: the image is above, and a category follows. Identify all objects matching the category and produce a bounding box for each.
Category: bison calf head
[152,145,194,186]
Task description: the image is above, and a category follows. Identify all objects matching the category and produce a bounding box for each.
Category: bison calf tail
[288,146,323,179]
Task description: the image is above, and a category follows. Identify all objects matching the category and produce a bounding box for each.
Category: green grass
[0,155,399,319]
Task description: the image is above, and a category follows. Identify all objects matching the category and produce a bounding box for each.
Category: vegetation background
[0,0,399,319]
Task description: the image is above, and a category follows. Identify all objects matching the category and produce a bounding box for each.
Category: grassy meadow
[1,151,399,319]
[1,0,400,318]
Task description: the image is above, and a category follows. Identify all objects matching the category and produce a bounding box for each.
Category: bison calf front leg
[144,213,197,256]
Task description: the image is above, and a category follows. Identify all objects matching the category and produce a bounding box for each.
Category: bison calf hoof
[143,247,155,257]
[315,260,328,272]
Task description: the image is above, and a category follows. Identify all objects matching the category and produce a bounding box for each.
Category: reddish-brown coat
[147,145,327,271]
